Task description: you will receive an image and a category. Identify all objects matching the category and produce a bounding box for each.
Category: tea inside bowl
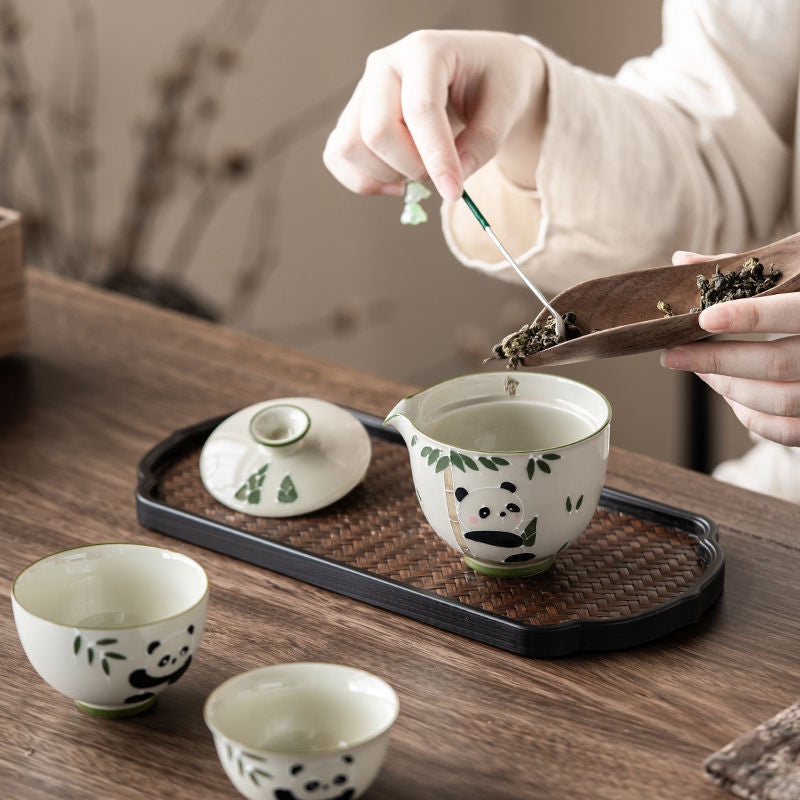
[421,398,599,452]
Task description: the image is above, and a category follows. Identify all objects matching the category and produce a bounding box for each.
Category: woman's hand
[661,251,800,446]
[322,30,548,203]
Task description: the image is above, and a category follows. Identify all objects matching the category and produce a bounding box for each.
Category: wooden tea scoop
[506,229,800,368]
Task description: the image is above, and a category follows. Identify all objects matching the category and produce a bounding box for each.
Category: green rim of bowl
[384,371,612,454]
[11,542,209,630]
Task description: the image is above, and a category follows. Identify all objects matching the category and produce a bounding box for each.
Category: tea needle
[462,190,566,340]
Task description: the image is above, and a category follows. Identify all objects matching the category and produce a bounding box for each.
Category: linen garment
[441,0,800,502]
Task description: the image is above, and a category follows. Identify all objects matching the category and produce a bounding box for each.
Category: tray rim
[135,408,725,658]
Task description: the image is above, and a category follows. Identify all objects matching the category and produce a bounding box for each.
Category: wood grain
[1,270,799,800]
[0,209,24,357]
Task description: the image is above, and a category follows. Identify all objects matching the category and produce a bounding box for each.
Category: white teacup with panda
[385,372,611,578]
[204,663,399,800]
[11,542,208,717]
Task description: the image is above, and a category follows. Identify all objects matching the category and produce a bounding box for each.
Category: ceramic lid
[199,398,371,517]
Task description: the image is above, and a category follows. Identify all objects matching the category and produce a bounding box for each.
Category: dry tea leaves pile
[657,256,781,316]
[492,255,782,370]
[490,312,583,370]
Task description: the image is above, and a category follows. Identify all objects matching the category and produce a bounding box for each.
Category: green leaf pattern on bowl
[72,633,127,677]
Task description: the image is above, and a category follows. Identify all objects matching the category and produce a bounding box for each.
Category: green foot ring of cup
[463,555,556,578]
[75,695,158,718]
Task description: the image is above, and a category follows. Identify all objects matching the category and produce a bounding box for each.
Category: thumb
[672,250,737,266]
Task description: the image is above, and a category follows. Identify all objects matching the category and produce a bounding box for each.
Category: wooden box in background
[0,208,24,357]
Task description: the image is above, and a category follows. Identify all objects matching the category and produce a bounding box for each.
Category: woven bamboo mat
[154,435,708,628]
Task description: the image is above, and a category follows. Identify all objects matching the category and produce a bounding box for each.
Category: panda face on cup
[454,482,538,565]
[274,755,355,800]
[124,624,197,705]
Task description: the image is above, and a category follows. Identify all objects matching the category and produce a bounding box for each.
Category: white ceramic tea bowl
[11,543,209,717]
[385,371,611,578]
[204,663,399,800]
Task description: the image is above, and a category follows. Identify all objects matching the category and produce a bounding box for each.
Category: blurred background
[1,0,751,471]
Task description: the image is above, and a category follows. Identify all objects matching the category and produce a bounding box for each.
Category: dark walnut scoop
[508,230,800,367]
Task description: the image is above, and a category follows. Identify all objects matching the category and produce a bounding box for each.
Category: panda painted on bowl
[453,482,538,565]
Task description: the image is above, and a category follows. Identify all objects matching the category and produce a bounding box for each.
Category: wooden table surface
[2,271,799,800]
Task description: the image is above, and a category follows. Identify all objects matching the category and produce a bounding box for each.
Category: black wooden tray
[135,409,724,658]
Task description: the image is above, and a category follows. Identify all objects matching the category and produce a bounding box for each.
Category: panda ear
[147,641,161,655]
[342,755,353,764]
[187,625,194,634]
[500,481,517,494]
[454,487,468,502]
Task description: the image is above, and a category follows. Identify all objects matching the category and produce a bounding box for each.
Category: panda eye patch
[304,780,320,791]
[333,774,347,785]
[479,507,491,519]
[179,646,189,656]
[158,655,170,668]
[506,503,520,512]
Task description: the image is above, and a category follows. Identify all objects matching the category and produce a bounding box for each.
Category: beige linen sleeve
[442,0,797,294]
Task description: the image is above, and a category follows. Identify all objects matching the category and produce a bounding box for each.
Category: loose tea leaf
[695,256,780,310]
[660,256,781,316]
[489,312,583,370]
[657,300,674,317]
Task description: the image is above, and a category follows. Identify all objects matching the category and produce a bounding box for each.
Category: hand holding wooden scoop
[493,230,800,367]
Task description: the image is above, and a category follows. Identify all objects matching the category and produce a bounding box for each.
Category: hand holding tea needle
[461,190,566,340]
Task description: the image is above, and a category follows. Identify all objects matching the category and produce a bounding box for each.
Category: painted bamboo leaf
[278,475,298,503]
[249,772,259,786]
[73,635,81,655]
[522,517,538,547]
[449,451,465,472]
[236,463,268,503]
[420,446,431,458]
[435,456,450,473]
[96,638,117,646]
[491,457,510,466]
[427,448,440,466]
[105,652,126,660]
[411,434,418,446]
[576,494,584,509]
[252,768,273,780]
[461,455,479,471]
[566,496,572,512]
[238,757,244,776]
[87,647,94,665]
[526,458,536,480]
[542,453,561,461]
[243,752,267,761]
[537,460,551,473]
[225,743,233,760]
[478,456,499,471]
[102,658,110,676]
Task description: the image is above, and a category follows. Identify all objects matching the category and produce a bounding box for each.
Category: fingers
[662,336,800,446]
[722,397,800,447]
[696,372,800,418]
[399,38,462,201]
[698,293,800,334]
[661,335,800,380]
[323,81,407,196]
[671,250,736,265]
